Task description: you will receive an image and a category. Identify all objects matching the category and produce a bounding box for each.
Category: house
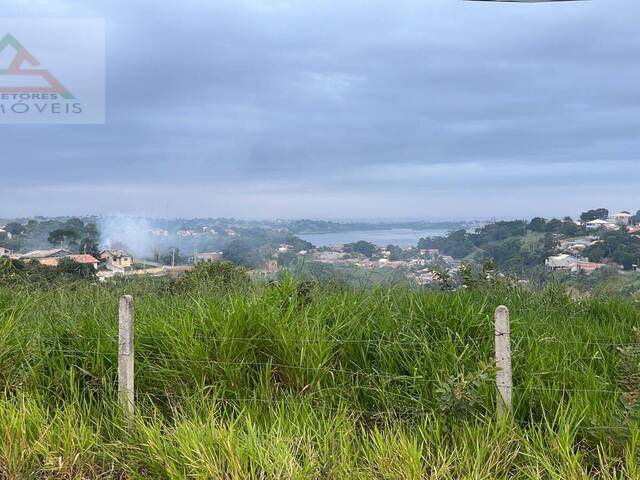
[0,246,12,257]
[585,219,617,231]
[312,251,345,263]
[545,254,580,271]
[100,250,134,271]
[38,254,100,269]
[177,228,199,237]
[0,228,12,240]
[192,252,223,263]
[558,237,598,255]
[545,254,607,274]
[575,261,607,273]
[20,248,72,260]
[611,212,632,226]
[69,254,100,270]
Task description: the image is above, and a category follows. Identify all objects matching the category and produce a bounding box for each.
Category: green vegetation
[175,260,250,292]
[418,221,562,274]
[344,240,378,258]
[223,233,313,269]
[2,217,100,255]
[583,229,640,270]
[0,275,638,478]
[419,213,640,282]
[0,257,96,286]
[581,208,610,223]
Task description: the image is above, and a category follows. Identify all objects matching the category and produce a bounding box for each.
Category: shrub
[176,260,250,292]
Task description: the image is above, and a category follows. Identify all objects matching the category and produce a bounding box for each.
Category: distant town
[2,208,640,291]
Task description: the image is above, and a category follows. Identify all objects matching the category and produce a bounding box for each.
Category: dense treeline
[0,217,100,256]
[419,211,640,274]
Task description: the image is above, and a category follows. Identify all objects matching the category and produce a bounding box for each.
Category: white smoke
[98,215,153,259]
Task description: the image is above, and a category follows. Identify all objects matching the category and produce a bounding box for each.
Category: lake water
[299,228,451,248]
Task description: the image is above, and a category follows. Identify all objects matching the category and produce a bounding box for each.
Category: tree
[419,230,475,259]
[583,230,640,270]
[344,241,377,258]
[223,240,262,268]
[3,222,26,236]
[47,229,79,248]
[385,244,404,261]
[527,217,547,232]
[282,235,313,253]
[177,260,249,291]
[561,218,581,236]
[56,257,96,279]
[544,219,563,234]
[160,248,185,266]
[580,208,609,222]
[79,238,100,257]
[64,217,85,232]
[474,221,527,243]
[277,251,298,268]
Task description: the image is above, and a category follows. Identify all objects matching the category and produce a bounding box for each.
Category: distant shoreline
[298,227,453,247]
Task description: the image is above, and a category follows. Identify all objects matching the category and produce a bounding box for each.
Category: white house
[545,254,579,271]
[585,219,617,231]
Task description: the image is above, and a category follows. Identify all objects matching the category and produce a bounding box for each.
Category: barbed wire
[497,383,622,394]
[7,346,632,391]
[27,333,638,348]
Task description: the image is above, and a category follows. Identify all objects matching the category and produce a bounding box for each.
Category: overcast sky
[1,0,639,220]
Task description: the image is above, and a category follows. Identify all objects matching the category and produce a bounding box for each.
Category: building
[585,219,617,231]
[38,254,100,269]
[100,250,134,271]
[0,228,12,240]
[0,246,12,257]
[20,248,72,260]
[192,252,223,263]
[558,237,598,255]
[611,212,632,226]
[575,261,607,273]
[545,254,580,271]
[177,228,199,237]
[545,254,607,274]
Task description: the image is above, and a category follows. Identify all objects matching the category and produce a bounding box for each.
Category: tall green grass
[0,278,638,478]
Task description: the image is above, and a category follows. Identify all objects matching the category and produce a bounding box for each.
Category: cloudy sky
[1,0,639,220]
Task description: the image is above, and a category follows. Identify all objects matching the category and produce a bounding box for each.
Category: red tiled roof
[70,254,100,264]
[37,254,100,267]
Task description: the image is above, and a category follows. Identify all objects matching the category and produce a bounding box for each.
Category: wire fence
[1,296,638,434]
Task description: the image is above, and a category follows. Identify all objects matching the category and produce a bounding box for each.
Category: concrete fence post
[495,305,512,420]
[118,295,135,416]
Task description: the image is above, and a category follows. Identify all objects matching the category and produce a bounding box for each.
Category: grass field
[0,278,638,478]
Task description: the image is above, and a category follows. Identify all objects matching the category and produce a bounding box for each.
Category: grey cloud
[1,0,639,217]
